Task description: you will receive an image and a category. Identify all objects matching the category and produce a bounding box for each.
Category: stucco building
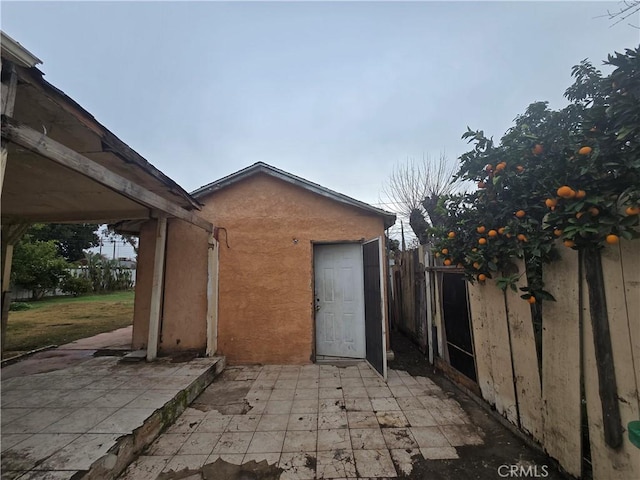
[132,163,395,374]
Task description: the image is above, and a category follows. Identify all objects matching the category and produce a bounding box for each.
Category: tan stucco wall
[134,172,390,364]
[132,218,209,352]
[132,220,156,349]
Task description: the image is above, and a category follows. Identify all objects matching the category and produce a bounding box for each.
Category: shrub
[60,275,92,297]
[9,302,31,311]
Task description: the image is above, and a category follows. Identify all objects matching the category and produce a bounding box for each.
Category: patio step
[82,356,225,480]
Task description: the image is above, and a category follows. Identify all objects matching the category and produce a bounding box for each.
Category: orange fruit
[478,274,487,282]
[498,227,506,235]
[545,198,557,208]
[441,248,449,255]
[589,207,599,216]
[473,262,481,269]
[517,234,527,242]
[553,229,563,237]
[575,189,586,199]
[478,181,487,189]
[444,259,452,266]
[527,296,536,304]
[435,252,440,258]
[477,226,486,234]
[532,144,544,155]
[557,186,576,199]
[478,238,487,245]
[625,206,640,216]
[488,229,498,237]
[576,212,584,219]
[506,233,512,238]
[606,234,619,245]
[495,162,507,172]
[564,240,575,248]
[515,210,526,218]
[578,146,592,155]
[448,231,456,239]
[516,165,525,173]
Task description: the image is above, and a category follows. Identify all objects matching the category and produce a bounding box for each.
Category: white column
[206,233,219,356]
[147,216,167,361]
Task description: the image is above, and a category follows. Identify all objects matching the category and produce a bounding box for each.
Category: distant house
[132,163,396,375]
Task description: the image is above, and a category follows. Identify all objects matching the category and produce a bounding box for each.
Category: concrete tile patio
[1,334,225,480]
[120,363,484,479]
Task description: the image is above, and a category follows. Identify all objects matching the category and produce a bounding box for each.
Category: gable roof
[191,162,396,229]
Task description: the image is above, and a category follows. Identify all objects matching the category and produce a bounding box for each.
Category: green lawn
[4,290,135,358]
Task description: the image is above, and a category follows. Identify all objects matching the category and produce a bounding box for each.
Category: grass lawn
[4,290,135,358]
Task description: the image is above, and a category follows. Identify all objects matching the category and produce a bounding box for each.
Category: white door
[314,243,366,358]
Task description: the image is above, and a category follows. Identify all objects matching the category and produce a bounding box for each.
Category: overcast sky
[2,1,638,245]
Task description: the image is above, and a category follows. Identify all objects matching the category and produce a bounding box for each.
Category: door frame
[311,240,365,363]
[311,238,387,380]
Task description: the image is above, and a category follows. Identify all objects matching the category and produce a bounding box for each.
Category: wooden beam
[1,210,151,224]
[1,62,18,194]
[1,116,213,232]
[147,216,167,361]
[1,62,18,117]
[206,233,219,356]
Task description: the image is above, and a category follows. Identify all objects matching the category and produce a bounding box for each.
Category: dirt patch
[389,330,569,480]
[304,454,316,470]
[157,458,283,480]
[191,377,254,414]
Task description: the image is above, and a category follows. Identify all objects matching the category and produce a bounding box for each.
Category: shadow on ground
[388,330,569,480]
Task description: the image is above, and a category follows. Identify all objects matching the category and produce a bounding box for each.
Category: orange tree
[432,47,640,304]
[431,47,639,447]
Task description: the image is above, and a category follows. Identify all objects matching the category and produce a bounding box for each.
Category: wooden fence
[391,240,640,479]
[391,248,428,352]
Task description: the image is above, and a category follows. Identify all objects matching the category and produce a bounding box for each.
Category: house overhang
[1,31,211,232]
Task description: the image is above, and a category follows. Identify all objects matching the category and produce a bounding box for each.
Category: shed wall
[132,218,209,352]
[134,173,389,364]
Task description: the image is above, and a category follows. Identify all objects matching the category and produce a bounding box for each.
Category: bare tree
[602,1,639,28]
[381,152,460,244]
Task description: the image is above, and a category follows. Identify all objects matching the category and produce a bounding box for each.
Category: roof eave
[192,162,397,228]
[1,31,42,68]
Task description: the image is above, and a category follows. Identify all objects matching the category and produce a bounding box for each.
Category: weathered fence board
[541,248,582,478]
[483,282,518,424]
[583,242,640,479]
[468,282,496,406]
[620,240,640,411]
[505,260,543,441]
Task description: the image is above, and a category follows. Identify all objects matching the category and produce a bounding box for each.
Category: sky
[2,1,638,250]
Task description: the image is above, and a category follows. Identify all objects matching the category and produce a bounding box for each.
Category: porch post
[206,233,219,356]
[147,215,167,361]
[1,224,29,356]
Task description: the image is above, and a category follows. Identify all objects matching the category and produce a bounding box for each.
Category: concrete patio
[120,362,484,479]
[0,331,225,480]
